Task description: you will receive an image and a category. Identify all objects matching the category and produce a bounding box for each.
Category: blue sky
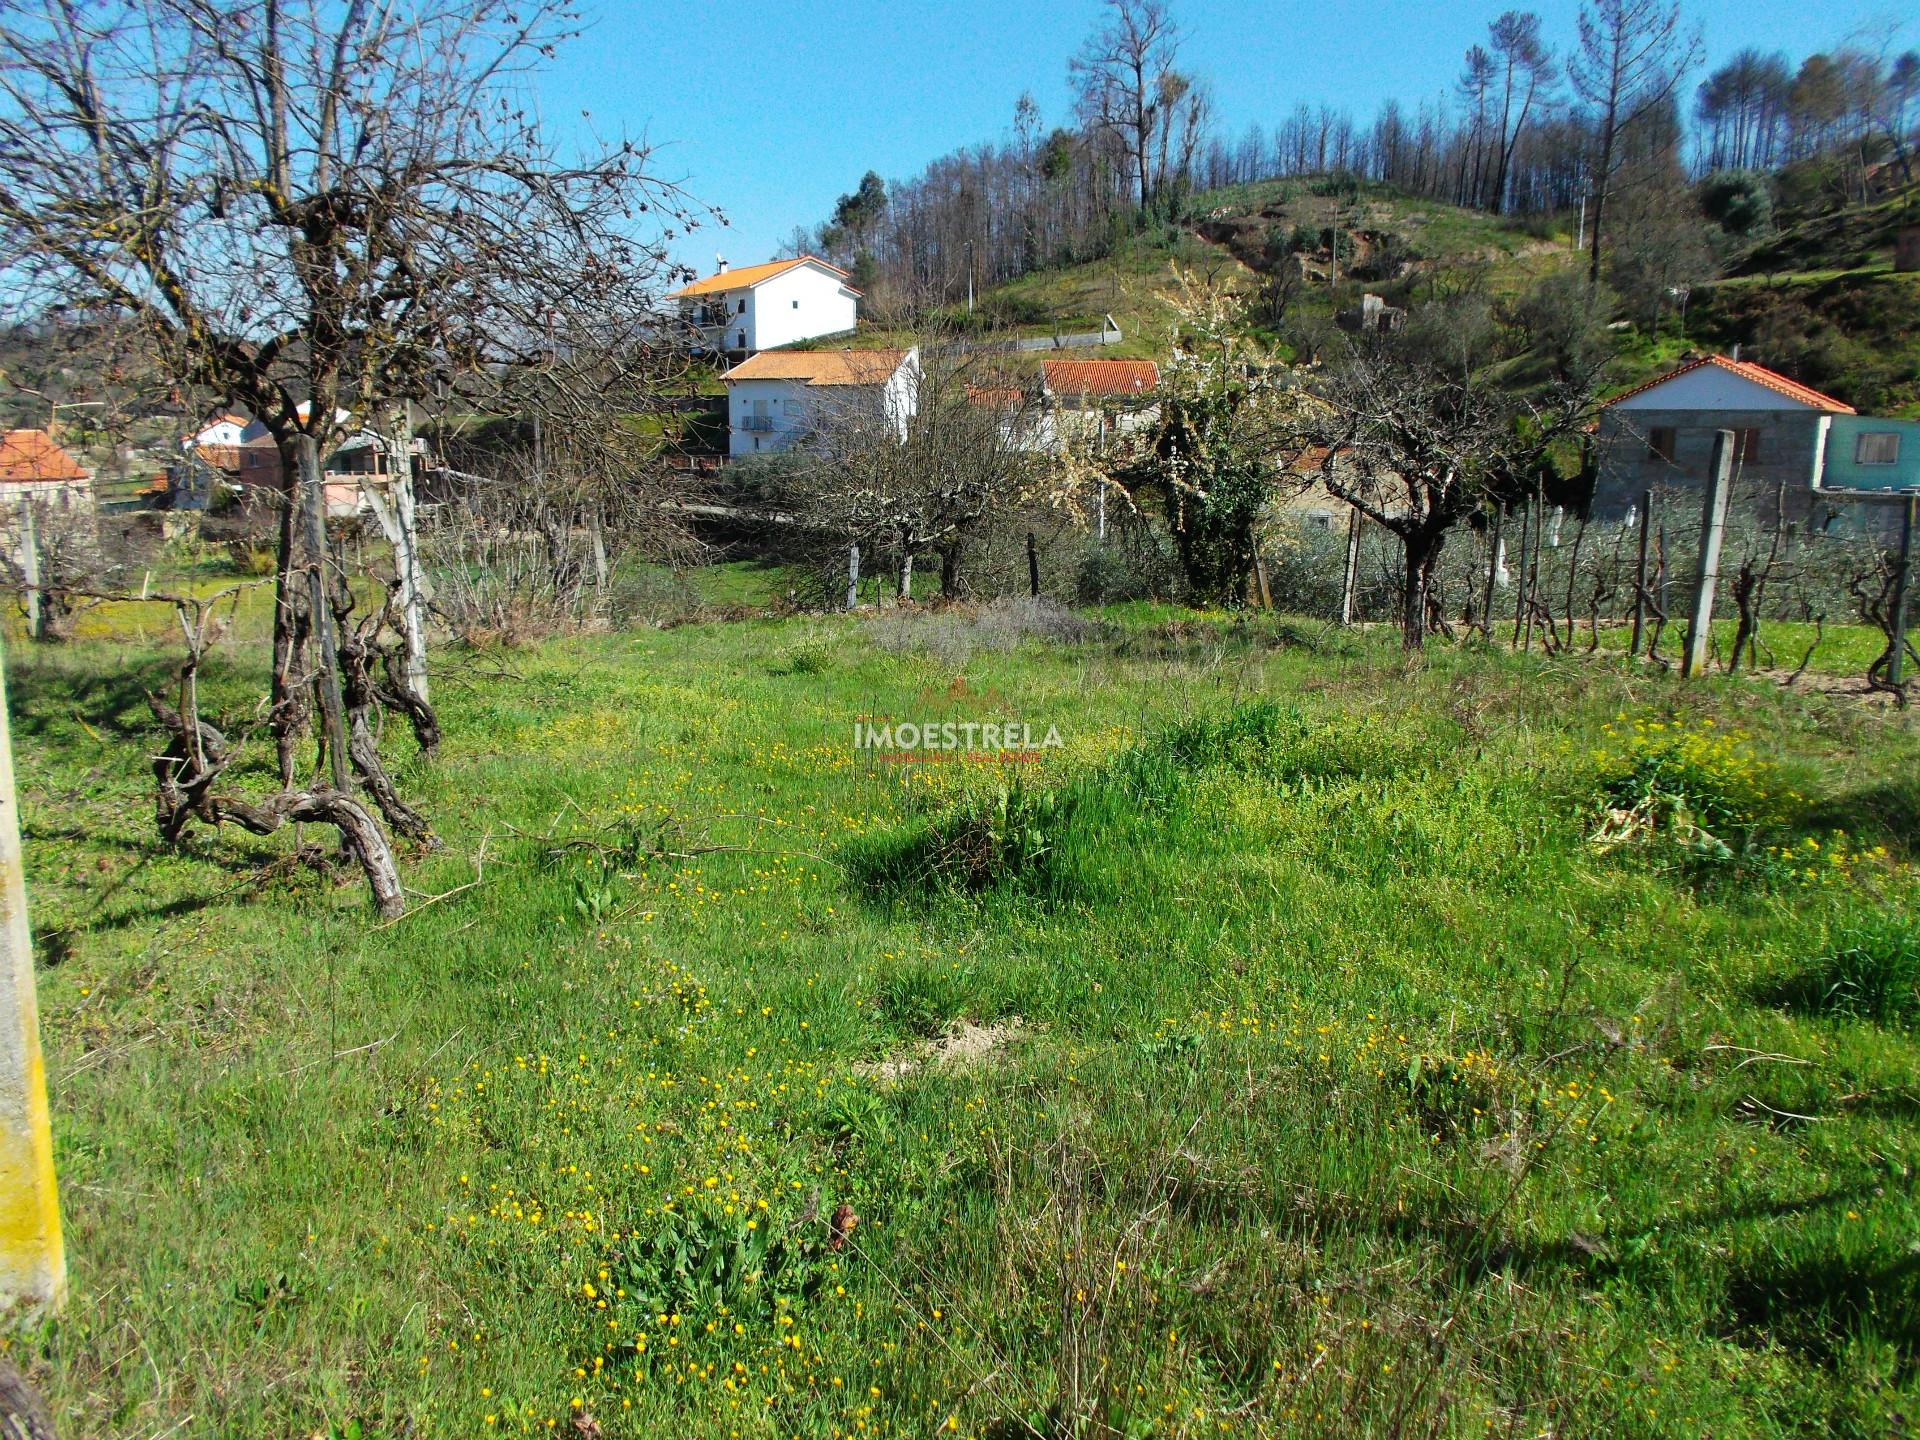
[538,1,1915,276]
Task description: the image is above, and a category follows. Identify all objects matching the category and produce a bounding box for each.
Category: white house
[723,348,918,458]
[668,256,860,358]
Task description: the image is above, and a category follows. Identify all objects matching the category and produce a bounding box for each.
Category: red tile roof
[1043,359,1159,397]
[0,429,89,483]
[1601,354,1855,414]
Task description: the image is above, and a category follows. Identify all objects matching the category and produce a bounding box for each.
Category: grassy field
[7,598,1920,1438]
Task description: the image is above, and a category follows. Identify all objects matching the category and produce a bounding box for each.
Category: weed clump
[850,699,1357,897]
[1591,715,1781,854]
[1769,920,1920,1027]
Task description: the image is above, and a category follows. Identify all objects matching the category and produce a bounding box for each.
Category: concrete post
[1339,510,1361,626]
[1682,430,1735,678]
[845,543,860,612]
[0,646,64,1312]
[18,507,40,644]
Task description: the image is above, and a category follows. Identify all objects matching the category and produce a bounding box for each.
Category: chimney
[716,255,729,275]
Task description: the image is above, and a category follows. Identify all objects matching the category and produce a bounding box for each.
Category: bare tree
[0,0,705,907]
[1298,340,1595,651]
[1069,0,1190,214]
[785,345,1046,602]
[1487,11,1558,214]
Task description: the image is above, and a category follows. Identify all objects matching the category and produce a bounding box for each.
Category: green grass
[8,602,1920,1438]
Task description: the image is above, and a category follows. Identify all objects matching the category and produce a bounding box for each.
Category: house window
[1738,428,1763,463]
[736,299,747,315]
[736,331,746,348]
[792,299,800,308]
[1855,431,1901,466]
[1646,427,1677,462]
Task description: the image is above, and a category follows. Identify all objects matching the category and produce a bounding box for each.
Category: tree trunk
[1401,528,1444,651]
[896,524,914,600]
[271,463,302,788]
[296,434,352,794]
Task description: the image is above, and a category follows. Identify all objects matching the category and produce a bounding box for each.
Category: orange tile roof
[1601,354,1855,414]
[724,349,908,387]
[0,429,89,483]
[669,255,856,299]
[1043,359,1159,397]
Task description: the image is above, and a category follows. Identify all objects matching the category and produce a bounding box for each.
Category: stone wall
[1593,407,1823,524]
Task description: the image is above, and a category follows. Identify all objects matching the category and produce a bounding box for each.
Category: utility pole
[1682,430,1735,678]
[0,643,64,1312]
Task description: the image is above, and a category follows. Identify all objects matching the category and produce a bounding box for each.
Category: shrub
[1698,169,1773,237]
[1075,532,1174,604]
[607,567,703,629]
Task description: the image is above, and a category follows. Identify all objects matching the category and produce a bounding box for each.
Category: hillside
[928,176,1920,417]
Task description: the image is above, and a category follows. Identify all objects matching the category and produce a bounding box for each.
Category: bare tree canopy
[0,0,710,909]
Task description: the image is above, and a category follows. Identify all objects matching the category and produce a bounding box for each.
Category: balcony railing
[740,416,774,432]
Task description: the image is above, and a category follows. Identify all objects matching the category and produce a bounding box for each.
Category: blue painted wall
[1823,416,1920,493]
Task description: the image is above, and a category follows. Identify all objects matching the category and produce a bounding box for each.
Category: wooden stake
[1629,488,1653,659]
[1889,492,1917,689]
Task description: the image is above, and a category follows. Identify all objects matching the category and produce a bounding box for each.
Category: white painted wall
[751,266,859,350]
[728,378,820,457]
[1612,366,1822,413]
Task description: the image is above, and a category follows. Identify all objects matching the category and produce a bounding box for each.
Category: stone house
[1592,355,1855,524]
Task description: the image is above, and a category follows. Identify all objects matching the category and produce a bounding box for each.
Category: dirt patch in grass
[856,1017,1028,1080]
